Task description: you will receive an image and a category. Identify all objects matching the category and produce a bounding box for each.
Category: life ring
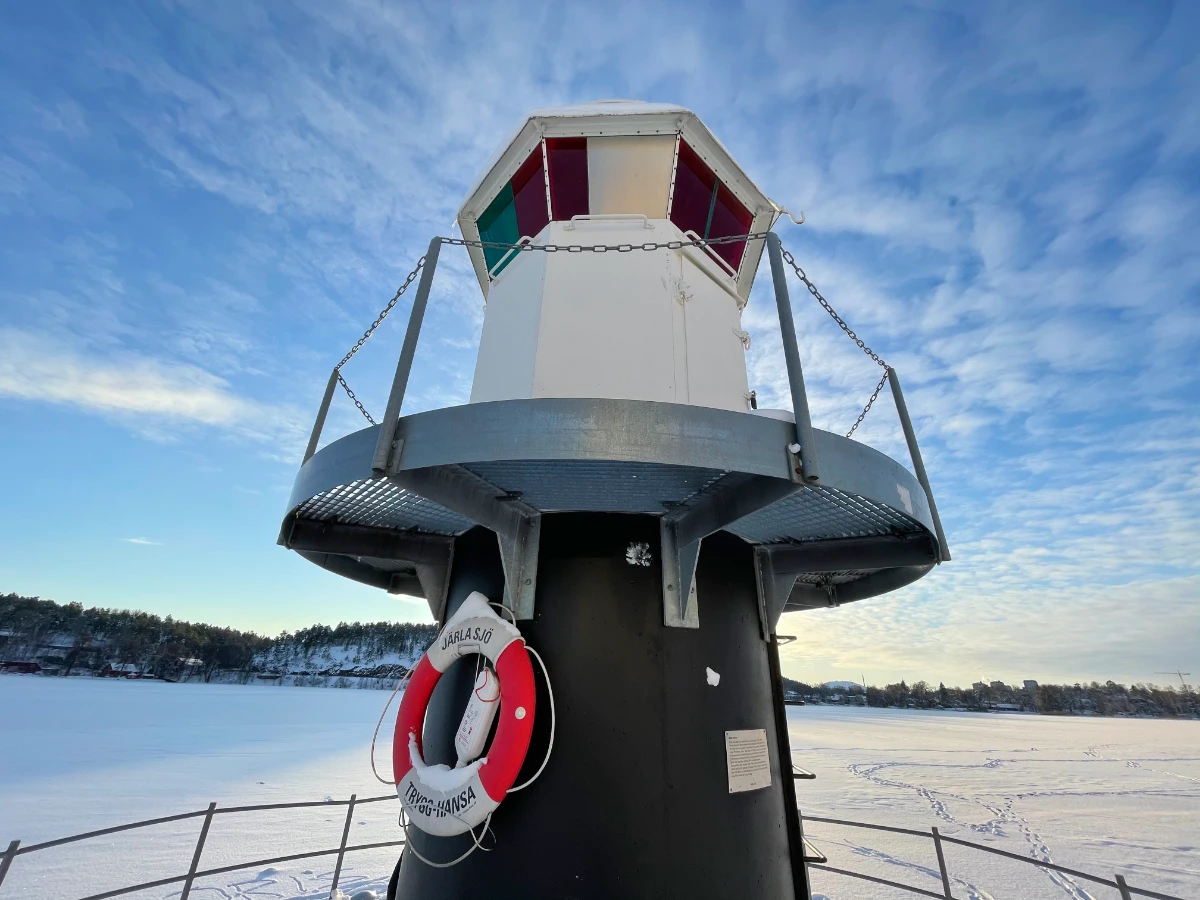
[393,591,536,836]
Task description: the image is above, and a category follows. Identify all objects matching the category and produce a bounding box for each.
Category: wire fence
[1,796,1189,900]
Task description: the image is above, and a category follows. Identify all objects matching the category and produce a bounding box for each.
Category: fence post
[887,367,950,561]
[303,368,341,464]
[766,232,820,484]
[329,794,357,899]
[1116,874,1133,900]
[180,802,217,900]
[372,236,443,475]
[0,840,20,892]
[931,827,952,898]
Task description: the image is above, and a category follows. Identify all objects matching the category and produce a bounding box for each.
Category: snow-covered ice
[793,706,1200,900]
[1,678,1197,899]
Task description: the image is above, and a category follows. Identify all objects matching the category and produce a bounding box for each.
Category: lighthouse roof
[456,101,780,300]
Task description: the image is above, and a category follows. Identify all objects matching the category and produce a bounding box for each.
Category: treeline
[781,677,1198,719]
[0,593,437,683]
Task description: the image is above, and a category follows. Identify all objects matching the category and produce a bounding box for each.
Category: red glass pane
[707,182,754,270]
[512,147,549,239]
[669,140,716,239]
[546,137,588,221]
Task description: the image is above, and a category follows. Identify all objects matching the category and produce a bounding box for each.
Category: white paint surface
[706,667,721,686]
[470,219,750,411]
[586,135,675,218]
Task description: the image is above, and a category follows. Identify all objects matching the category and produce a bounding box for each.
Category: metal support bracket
[660,517,701,628]
[754,546,803,641]
[753,533,939,631]
[281,517,456,620]
[660,472,803,628]
[391,465,542,619]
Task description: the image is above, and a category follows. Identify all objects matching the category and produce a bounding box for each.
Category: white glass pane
[586,135,675,218]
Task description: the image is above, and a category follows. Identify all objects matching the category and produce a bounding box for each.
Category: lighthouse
[281,101,947,899]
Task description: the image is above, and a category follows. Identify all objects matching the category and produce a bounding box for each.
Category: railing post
[1116,874,1133,900]
[303,368,341,464]
[372,236,443,475]
[766,232,820,483]
[0,839,20,892]
[329,794,357,899]
[887,368,950,561]
[931,826,952,898]
[180,802,216,900]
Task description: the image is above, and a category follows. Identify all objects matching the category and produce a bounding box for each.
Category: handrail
[2,799,1188,900]
[800,813,1189,900]
[487,234,535,278]
[810,864,951,900]
[1,793,403,900]
[681,228,739,278]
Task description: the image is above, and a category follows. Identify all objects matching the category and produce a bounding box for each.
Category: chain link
[332,255,426,424]
[331,233,889,437]
[845,370,889,439]
[777,246,888,370]
[777,243,892,439]
[337,372,376,425]
[337,257,427,371]
[440,232,770,254]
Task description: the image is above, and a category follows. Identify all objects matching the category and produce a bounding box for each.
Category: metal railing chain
[325,231,896,441]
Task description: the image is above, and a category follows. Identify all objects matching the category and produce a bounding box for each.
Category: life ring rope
[391,592,537,838]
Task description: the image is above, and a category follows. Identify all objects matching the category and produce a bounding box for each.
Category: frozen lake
[1,677,1197,900]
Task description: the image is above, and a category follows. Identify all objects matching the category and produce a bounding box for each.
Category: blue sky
[1,1,1197,688]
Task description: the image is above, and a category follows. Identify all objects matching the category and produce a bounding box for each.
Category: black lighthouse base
[390,514,807,900]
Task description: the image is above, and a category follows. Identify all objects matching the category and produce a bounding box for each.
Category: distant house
[972,681,986,691]
[100,663,141,678]
[990,680,1007,691]
[1,660,41,675]
[1023,680,1039,692]
[991,703,1023,711]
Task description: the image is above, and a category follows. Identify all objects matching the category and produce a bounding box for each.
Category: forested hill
[0,592,437,684]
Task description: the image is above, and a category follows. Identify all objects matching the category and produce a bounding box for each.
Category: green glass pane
[478,183,519,275]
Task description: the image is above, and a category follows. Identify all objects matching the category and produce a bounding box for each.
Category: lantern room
[457,102,781,412]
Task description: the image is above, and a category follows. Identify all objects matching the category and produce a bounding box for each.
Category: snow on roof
[524,100,691,118]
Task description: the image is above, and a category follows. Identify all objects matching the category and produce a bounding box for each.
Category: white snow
[1,678,1197,900]
[792,706,1200,900]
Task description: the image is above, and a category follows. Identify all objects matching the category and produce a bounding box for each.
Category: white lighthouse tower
[283,101,948,900]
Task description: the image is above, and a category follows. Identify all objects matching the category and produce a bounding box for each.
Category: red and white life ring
[393,592,536,836]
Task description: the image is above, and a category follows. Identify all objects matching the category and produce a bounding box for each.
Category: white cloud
[122,538,161,546]
[0,328,303,444]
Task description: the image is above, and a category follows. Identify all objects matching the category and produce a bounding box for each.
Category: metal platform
[280,397,943,630]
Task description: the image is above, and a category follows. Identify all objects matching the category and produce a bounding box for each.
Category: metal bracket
[660,517,700,628]
[281,517,456,620]
[754,546,803,641]
[660,472,803,628]
[391,465,542,619]
[786,444,806,485]
[753,534,939,631]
